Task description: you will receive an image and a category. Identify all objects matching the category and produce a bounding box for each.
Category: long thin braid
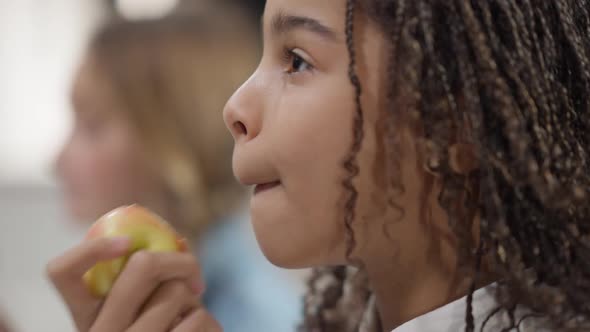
[342,0,365,262]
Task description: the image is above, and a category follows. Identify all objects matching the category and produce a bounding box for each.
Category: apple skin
[83,204,187,297]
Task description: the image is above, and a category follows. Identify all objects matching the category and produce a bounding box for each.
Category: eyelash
[282,48,313,75]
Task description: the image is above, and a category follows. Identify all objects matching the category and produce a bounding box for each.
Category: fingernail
[111,237,131,251]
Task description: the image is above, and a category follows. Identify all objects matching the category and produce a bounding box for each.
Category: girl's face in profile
[56,54,158,223]
[224,0,439,270]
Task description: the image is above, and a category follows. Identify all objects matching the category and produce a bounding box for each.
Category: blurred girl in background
[55,8,300,332]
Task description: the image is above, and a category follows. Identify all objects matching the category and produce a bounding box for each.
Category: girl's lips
[254,181,281,195]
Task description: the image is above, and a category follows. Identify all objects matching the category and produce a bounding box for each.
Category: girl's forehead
[263,0,347,32]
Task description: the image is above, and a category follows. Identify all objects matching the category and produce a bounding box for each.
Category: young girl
[47,0,590,331]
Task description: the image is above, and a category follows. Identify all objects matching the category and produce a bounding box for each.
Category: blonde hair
[89,10,257,237]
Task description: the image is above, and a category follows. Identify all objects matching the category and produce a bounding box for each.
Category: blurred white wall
[0,2,104,331]
[0,0,104,186]
[0,186,84,332]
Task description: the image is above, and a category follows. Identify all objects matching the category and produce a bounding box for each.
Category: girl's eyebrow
[265,11,339,43]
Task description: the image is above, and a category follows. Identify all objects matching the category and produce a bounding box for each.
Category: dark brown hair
[301,0,590,331]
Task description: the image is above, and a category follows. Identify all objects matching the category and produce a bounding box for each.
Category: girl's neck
[359,225,473,331]
[366,260,472,331]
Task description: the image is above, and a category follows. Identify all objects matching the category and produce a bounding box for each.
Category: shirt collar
[392,286,498,332]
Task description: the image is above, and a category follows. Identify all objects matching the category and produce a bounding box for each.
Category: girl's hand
[46,237,222,332]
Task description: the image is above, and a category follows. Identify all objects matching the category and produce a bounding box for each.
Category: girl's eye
[284,49,312,74]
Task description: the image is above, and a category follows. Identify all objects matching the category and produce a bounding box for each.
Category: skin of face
[224,0,452,272]
[56,54,160,223]
[224,0,474,328]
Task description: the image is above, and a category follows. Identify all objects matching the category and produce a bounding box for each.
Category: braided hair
[301,0,590,331]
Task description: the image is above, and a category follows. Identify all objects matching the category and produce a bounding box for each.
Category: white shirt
[392,286,542,332]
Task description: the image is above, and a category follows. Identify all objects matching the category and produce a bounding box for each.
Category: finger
[46,237,130,331]
[126,281,199,332]
[172,308,222,332]
[92,251,204,331]
[46,237,131,291]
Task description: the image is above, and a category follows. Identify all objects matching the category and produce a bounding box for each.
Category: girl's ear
[448,142,479,175]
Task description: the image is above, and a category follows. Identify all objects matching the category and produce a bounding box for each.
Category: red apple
[83,204,187,297]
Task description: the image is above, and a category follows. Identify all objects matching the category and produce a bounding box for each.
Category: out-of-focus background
[0,1,305,332]
[1,2,106,331]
